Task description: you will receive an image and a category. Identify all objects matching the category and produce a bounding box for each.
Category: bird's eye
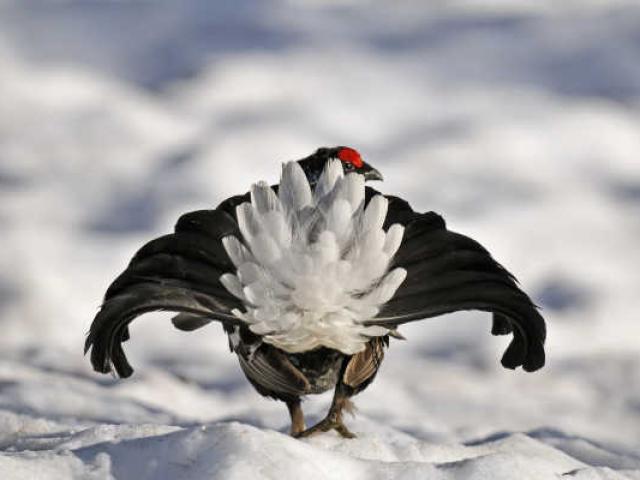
[344,162,355,171]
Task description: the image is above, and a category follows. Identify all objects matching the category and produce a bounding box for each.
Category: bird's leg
[286,398,306,436]
[294,383,356,439]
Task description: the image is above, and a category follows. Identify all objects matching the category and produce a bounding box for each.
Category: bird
[85,146,546,438]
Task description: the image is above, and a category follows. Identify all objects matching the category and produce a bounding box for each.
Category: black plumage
[366,192,546,372]
[85,146,546,437]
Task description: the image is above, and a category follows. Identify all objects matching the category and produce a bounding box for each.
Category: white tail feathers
[221,160,406,354]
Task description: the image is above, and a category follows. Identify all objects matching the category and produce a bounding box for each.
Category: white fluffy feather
[221,160,407,354]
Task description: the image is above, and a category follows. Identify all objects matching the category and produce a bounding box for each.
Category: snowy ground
[1,1,639,479]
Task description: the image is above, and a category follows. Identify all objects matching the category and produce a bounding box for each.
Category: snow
[0,1,639,479]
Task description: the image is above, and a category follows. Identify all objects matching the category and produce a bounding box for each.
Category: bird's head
[297,146,383,185]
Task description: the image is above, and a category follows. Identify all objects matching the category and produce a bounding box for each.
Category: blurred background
[0,0,639,463]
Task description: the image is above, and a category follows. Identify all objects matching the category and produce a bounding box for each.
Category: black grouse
[85,146,546,438]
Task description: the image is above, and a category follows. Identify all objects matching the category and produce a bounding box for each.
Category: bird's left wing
[363,188,546,372]
[85,196,250,378]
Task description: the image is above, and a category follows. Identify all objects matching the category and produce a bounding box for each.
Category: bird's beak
[364,166,384,182]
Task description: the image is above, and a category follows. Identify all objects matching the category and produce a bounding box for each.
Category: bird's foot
[293,417,356,439]
[289,422,306,437]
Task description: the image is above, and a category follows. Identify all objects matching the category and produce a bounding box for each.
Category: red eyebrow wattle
[337,147,363,168]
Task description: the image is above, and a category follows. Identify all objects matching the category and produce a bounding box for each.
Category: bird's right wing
[85,200,250,378]
[363,189,546,372]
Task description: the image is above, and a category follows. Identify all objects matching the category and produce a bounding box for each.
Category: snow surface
[0,1,639,479]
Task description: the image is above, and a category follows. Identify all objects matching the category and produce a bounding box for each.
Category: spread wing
[364,188,546,372]
[84,199,250,378]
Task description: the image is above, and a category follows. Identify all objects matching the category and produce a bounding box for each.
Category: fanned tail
[219,161,407,354]
[365,190,546,372]
[84,209,244,377]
